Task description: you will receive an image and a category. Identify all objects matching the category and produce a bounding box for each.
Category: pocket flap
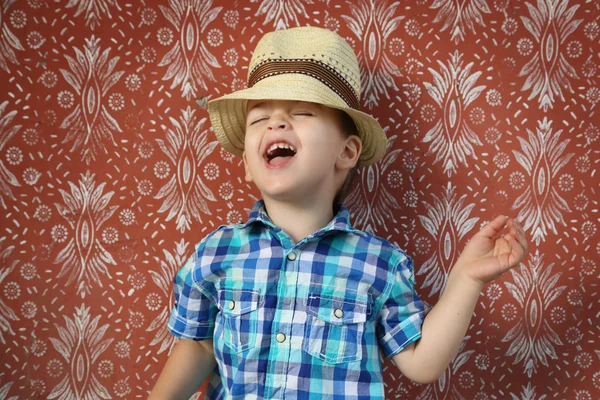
[307,294,369,325]
[219,289,260,316]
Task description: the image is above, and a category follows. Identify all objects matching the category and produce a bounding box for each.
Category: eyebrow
[247,101,267,112]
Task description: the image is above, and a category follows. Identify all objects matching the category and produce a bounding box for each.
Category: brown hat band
[248,59,360,110]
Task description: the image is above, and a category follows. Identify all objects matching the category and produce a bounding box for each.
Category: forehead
[246,100,325,112]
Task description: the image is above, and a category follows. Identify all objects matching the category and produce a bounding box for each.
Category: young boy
[149,27,527,400]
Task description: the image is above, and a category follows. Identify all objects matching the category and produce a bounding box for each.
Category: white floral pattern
[415,183,479,297]
[254,0,310,29]
[502,249,566,377]
[0,101,21,208]
[0,247,18,344]
[147,239,190,354]
[345,134,403,233]
[342,0,404,109]
[0,0,24,73]
[518,0,583,111]
[53,171,119,297]
[59,36,124,164]
[47,304,114,399]
[64,0,122,30]
[158,0,222,100]
[430,0,491,42]
[422,51,486,176]
[154,107,217,232]
[511,118,574,245]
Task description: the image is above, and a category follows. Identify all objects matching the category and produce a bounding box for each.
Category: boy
[149,27,527,399]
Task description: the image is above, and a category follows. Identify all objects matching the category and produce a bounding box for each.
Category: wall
[0,0,598,398]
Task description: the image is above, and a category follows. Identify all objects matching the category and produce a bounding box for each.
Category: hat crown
[248,27,361,97]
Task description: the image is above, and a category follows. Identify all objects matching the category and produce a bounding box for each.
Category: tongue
[269,156,293,167]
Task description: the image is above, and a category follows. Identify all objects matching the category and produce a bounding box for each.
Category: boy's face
[243,100,360,204]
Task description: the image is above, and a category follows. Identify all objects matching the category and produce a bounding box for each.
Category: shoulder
[349,228,411,258]
[182,223,249,281]
[193,222,249,253]
[343,230,419,308]
[344,228,414,274]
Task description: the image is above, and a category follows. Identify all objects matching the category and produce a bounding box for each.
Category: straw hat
[207,26,387,167]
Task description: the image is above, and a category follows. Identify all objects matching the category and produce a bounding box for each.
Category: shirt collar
[244,200,354,235]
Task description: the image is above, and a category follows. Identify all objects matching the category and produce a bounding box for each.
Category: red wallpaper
[1,0,599,398]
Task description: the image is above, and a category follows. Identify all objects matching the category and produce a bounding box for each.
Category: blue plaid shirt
[168,201,430,399]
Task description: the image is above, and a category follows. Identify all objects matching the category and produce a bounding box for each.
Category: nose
[267,113,288,131]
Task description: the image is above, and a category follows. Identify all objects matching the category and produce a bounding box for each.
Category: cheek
[244,133,260,156]
[245,146,266,169]
[307,132,345,156]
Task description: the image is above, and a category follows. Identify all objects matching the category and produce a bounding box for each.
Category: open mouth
[265,142,297,167]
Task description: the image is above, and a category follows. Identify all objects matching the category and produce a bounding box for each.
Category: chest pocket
[303,292,371,364]
[217,289,261,353]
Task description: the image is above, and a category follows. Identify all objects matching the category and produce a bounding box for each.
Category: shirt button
[276,333,286,343]
[287,252,297,261]
[228,300,235,310]
[334,309,344,318]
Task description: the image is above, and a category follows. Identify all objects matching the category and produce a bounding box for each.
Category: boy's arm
[151,229,225,399]
[391,267,482,383]
[391,216,527,383]
[148,338,217,400]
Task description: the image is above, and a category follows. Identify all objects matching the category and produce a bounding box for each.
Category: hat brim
[208,74,387,167]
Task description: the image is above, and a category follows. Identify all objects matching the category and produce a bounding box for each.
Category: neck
[262,196,335,243]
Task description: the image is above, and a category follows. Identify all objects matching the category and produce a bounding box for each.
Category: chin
[259,186,298,201]
[258,178,314,200]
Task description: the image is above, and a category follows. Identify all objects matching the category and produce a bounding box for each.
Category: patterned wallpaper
[1,0,599,398]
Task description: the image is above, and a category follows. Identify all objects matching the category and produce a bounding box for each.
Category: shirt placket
[265,232,302,399]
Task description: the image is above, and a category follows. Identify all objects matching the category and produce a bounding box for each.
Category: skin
[392,215,528,382]
[148,99,529,398]
[148,339,215,400]
[243,99,361,243]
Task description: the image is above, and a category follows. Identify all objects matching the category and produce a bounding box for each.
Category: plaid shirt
[168,200,430,399]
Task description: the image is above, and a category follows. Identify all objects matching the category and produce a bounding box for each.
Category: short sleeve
[167,247,219,341]
[377,253,431,359]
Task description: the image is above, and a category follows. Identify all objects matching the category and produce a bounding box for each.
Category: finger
[514,228,528,254]
[508,233,527,267]
[514,220,525,236]
[509,219,528,253]
[509,219,524,235]
[498,233,520,273]
[478,215,509,239]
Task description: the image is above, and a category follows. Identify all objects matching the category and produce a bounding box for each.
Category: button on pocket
[303,293,370,364]
[218,289,261,353]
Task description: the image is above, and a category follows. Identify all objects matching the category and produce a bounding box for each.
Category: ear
[336,135,362,170]
[242,151,253,183]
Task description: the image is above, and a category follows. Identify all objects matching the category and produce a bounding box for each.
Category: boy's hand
[398,216,527,383]
[397,215,528,383]
[455,216,528,284]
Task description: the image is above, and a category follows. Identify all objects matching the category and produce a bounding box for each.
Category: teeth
[267,142,296,155]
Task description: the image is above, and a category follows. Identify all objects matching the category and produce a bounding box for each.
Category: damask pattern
[0,0,598,398]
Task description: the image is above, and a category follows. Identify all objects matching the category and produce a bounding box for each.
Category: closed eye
[249,117,268,125]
